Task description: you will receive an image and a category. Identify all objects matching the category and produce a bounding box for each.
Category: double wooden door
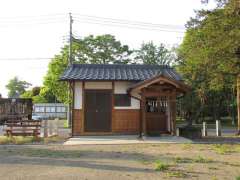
[84,90,111,132]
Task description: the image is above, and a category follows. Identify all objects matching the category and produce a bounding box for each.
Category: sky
[0,0,216,97]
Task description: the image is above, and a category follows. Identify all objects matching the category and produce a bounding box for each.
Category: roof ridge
[72,63,172,69]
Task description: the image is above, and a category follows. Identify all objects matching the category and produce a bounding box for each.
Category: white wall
[85,82,112,89]
[74,81,140,110]
[74,82,82,109]
[114,82,140,109]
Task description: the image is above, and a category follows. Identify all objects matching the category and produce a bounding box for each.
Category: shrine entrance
[128,74,190,136]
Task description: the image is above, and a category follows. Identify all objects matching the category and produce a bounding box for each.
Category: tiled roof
[60,64,182,81]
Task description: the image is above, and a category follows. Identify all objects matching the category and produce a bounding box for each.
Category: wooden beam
[141,89,147,136]
[82,81,85,134]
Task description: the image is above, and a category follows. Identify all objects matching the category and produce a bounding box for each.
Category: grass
[175,155,213,164]
[193,155,213,163]
[212,144,238,155]
[0,135,65,145]
[0,136,38,145]
[154,160,170,171]
[175,156,192,163]
[166,171,186,178]
[236,176,240,180]
[63,119,69,128]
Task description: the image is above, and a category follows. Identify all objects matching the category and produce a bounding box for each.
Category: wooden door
[85,90,111,132]
[146,97,168,134]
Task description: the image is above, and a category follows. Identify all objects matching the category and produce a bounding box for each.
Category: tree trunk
[237,74,240,135]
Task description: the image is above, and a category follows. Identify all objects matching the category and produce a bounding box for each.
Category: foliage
[177,0,240,123]
[134,42,175,65]
[20,86,56,103]
[154,160,170,171]
[73,34,132,64]
[44,35,132,103]
[6,76,31,98]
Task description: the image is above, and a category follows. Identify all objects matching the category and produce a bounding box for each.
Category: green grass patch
[20,149,81,158]
[175,156,192,163]
[0,136,38,145]
[193,155,213,163]
[175,155,213,164]
[0,135,65,145]
[154,160,170,171]
[63,119,69,128]
[166,171,187,178]
[236,176,240,180]
[181,144,193,150]
[0,136,12,144]
[213,144,236,155]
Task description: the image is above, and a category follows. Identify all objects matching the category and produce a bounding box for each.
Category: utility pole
[68,12,73,129]
[69,12,73,66]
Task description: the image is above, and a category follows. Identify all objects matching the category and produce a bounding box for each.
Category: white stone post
[49,120,53,136]
[54,118,59,136]
[202,122,207,137]
[216,120,221,137]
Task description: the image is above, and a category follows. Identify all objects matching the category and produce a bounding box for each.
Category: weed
[213,144,234,155]
[236,176,240,180]
[0,136,12,144]
[211,176,218,180]
[181,144,193,150]
[194,155,213,163]
[208,166,218,170]
[166,171,186,178]
[175,156,192,163]
[154,160,170,171]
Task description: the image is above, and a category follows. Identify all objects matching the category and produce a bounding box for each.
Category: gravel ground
[0,143,239,180]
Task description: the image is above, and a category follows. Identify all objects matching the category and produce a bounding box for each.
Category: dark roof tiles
[60,64,182,81]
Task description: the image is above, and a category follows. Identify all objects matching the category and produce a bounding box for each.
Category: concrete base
[64,135,192,145]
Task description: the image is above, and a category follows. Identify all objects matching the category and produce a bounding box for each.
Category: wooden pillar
[237,74,240,135]
[141,91,147,137]
[170,91,177,135]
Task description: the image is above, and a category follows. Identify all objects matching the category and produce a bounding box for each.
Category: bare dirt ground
[0,143,239,180]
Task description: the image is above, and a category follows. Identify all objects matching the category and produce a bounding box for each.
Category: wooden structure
[128,74,190,136]
[60,64,190,136]
[0,98,32,124]
[5,120,41,138]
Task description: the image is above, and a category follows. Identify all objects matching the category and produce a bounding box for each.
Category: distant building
[33,103,67,119]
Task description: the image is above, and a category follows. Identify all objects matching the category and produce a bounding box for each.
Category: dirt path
[0,144,239,180]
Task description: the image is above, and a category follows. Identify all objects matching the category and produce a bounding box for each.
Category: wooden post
[170,91,177,135]
[43,120,48,138]
[142,95,147,137]
[237,74,240,135]
[202,122,207,137]
[216,120,221,137]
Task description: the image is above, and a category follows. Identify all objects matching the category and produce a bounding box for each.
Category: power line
[73,14,185,29]
[74,19,185,33]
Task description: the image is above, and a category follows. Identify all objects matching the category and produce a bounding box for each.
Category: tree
[44,34,132,103]
[177,0,240,129]
[6,77,31,98]
[21,86,57,103]
[134,42,175,65]
[73,34,132,64]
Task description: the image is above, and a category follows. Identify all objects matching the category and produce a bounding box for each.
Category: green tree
[21,86,57,103]
[44,34,132,103]
[177,0,240,123]
[134,42,175,65]
[6,77,31,98]
[73,34,132,64]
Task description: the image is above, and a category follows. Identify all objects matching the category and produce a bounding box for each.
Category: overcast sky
[0,0,216,97]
